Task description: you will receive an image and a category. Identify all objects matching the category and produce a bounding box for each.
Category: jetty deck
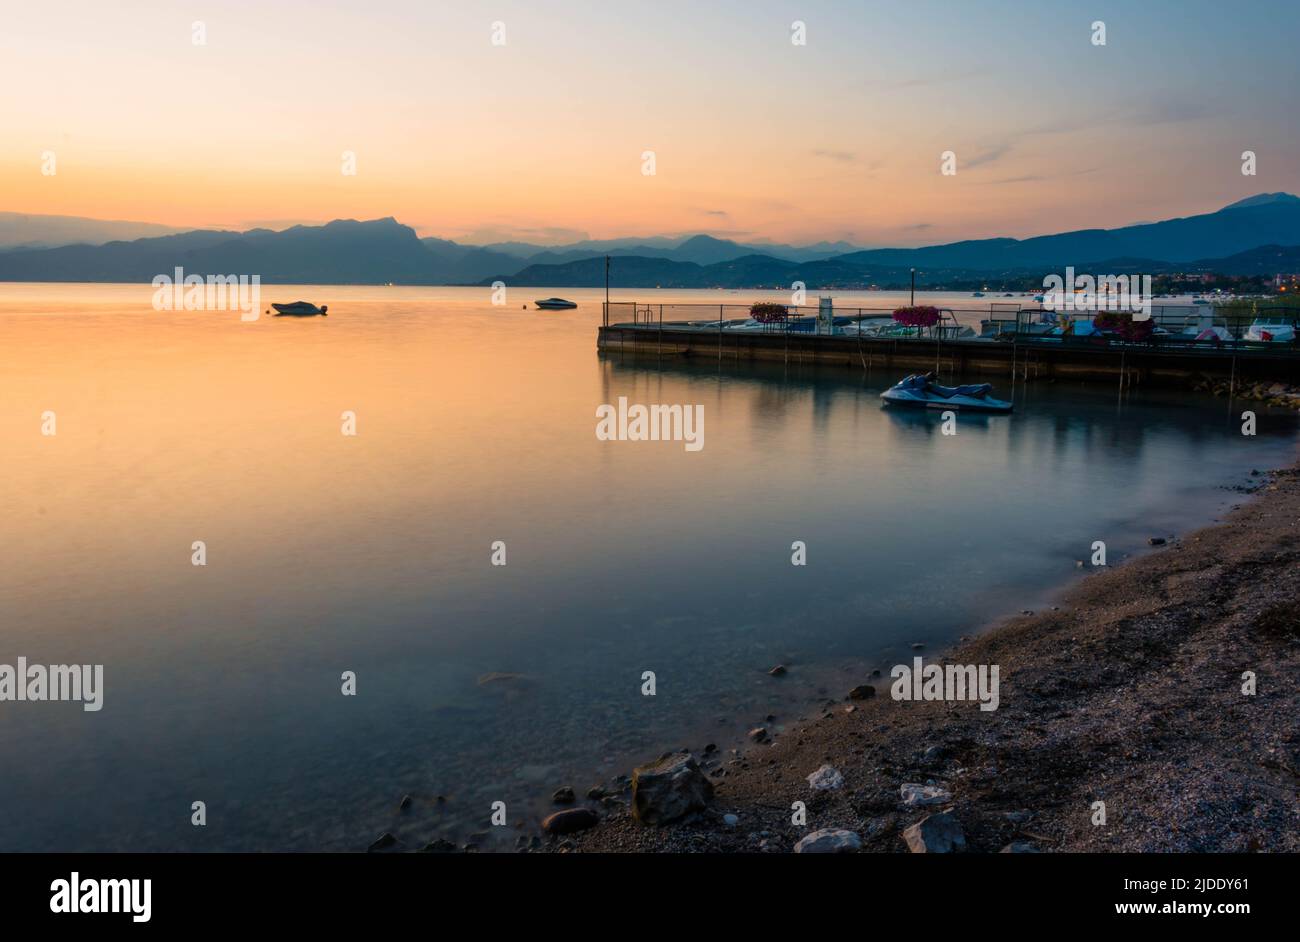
[598,301,1300,386]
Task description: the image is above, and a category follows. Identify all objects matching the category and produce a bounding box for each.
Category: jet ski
[880,373,1013,413]
[271,302,328,317]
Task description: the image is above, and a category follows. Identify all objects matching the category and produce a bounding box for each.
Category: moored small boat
[880,373,1013,413]
[534,297,577,309]
[271,301,328,317]
[1244,316,1296,342]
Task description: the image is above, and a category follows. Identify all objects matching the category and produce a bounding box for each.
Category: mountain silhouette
[0,217,440,283]
[0,195,1295,286]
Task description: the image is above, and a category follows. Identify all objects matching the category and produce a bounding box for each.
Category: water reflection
[0,285,1293,851]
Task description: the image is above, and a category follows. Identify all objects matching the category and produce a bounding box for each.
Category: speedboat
[1244,316,1296,342]
[535,297,577,310]
[880,373,1013,413]
[271,301,327,316]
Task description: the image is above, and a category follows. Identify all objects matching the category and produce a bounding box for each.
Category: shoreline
[542,459,1300,853]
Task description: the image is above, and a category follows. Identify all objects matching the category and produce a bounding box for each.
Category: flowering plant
[750,302,789,323]
[892,305,941,328]
[1093,311,1155,341]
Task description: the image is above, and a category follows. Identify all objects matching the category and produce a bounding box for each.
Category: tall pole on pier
[910,268,916,307]
[605,255,610,311]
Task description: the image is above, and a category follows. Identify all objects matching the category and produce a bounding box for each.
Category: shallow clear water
[0,284,1295,851]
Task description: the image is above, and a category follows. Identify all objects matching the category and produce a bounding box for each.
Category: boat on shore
[535,297,577,310]
[270,301,328,317]
[1244,316,1296,342]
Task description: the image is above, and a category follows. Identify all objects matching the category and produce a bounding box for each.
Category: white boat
[880,374,1013,414]
[1244,316,1296,342]
[534,297,577,309]
[271,301,328,317]
[980,309,1056,337]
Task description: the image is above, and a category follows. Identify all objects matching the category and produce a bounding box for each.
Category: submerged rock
[748,726,769,742]
[848,684,876,700]
[806,764,845,791]
[902,812,966,853]
[542,808,599,835]
[476,671,528,686]
[794,828,862,854]
[420,838,458,853]
[631,753,714,825]
[900,783,952,807]
[769,664,788,677]
[552,786,575,804]
[1000,841,1040,853]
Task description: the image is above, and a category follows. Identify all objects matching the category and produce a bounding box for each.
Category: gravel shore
[547,463,1300,853]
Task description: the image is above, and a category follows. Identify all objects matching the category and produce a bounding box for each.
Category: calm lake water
[1,284,1295,851]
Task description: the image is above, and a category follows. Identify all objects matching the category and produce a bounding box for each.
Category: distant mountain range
[0,194,1296,287]
[0,212,185,251]
[0,218,437,284]
[418,232,866,282]
[493,242,1300,290]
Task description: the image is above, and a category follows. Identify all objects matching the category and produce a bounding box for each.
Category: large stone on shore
[899,783,952,807]
[367,832,401,853]
[806,765,845,791]
[794,828,862,854]
[848,684,876,700]
[902,812,966,853]
[542,808,598,835]
[631,752,714,825]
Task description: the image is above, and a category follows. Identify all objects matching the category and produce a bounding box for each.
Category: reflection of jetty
[599,301,1300,386]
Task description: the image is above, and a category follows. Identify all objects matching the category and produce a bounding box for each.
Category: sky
[1,0,1297,247]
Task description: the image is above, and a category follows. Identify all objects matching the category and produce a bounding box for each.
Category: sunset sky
[2,0,1297,246]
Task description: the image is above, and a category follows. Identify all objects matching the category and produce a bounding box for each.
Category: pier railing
[601,300,1300,355]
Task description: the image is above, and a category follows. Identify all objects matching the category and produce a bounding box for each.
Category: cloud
[1019,96,1216,139]
[980,174,1044,185]
[964,144,1011,169]
[235,218,325,231]
[812,149,857,163]
[976,167,1098,186]
[447,225,592,245]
